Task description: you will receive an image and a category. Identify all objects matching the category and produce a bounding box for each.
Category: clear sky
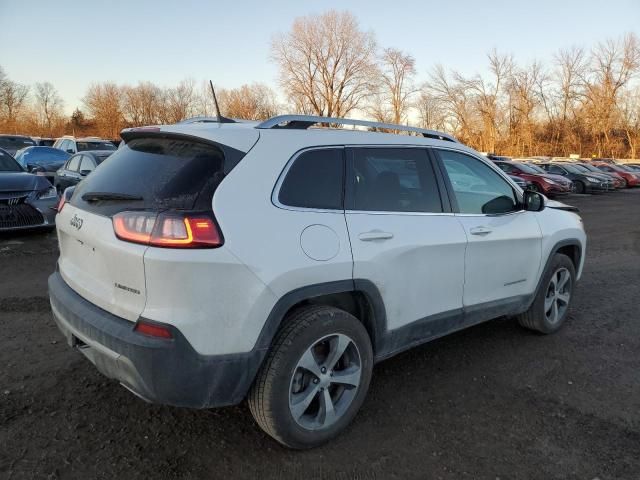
[1,0,638,114]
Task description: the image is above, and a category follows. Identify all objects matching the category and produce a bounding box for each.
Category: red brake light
[56,195,66,212]
[134,320,173,339]
[113,211,222,248]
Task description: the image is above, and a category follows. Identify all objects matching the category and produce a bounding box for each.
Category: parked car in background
[493,160,572,196]
[0,134,37,156]
[486,153,512,161]
[508,174,528,189]
[33,137,56,147]
[53,136,117,154]
[54,150,113,193]
[570,162,625,189]
[592,162,640,187]
[0,147,58,231]
[624,164,640,173]
[14,146,70,184]
[536,162,610,193]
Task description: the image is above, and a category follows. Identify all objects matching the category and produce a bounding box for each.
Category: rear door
[434,148,542,309]
[57,135,231,322]
[344,147,466,333]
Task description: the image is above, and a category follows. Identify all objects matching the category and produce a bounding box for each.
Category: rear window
[77,141,116,152]
[21,148,70,164]
[0,150,22,172]
[0,136,35,150]
[71,137,226,216]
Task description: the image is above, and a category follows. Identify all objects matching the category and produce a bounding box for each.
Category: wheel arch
[254,280,387,358]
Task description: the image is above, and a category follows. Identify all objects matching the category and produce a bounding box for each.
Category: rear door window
[79,155,96,173]
[347,148,442,213]
[71,137,226,216]
[278,148,344,210]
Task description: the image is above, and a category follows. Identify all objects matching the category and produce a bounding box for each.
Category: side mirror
[79,169,92,177]
[523,190,545,212]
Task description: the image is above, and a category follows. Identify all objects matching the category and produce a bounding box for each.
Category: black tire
[516,253,576,334]
[574,181,585,194]
[248,305,373,449]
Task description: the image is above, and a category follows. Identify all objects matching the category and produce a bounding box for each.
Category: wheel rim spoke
[290,385,320,420]
[297,348,322,378]
[544,294,555,312]
[318,388,336,427]
[549,299,559,323]
[330,366,361,388]
[557,291,571,305]
[324,334,351,371]
[557,270,570,291]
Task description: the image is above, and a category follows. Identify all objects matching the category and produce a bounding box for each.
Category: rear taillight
[113,211,223,248]
[56,186,75,213]
[134,320,173,339]
[56,195,66,212]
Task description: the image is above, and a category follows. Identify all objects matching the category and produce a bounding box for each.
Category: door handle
[470,226,492,236]
[358,231,394,241]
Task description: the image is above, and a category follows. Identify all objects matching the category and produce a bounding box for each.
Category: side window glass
[79,156,96,173]
[349,148,442,213]
[496,163,514,174]
[438,150,518,215]
[278,149,344,210]
[67,155,81,171]
[549,165,564,174]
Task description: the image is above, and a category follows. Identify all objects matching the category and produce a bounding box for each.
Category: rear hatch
[57,131,255,321]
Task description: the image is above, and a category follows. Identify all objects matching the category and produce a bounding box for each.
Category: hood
[545,198,579,212]
[26,159,66,172]
[542,173,571,184]
[0,172,52,192]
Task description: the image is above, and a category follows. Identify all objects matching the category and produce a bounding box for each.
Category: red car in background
[592,162,640,187]
[493,160,573,196]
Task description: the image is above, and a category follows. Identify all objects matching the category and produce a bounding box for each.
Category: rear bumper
[48,272,263,408]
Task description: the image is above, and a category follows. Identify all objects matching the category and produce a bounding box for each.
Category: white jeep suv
[49,115,586,449]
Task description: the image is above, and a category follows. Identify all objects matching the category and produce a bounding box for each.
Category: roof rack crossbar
[255,115,458,142]
[178,116,236,125]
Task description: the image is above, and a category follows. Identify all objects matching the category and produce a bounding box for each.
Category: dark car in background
[508,174,529,189]
[33,137,56,147]
[14,146,71,184]
[570,162,625,189]
[54,150,113,193]
[0,148,58,231]
[536,162,611,193]
[493,160,572,196]
[0,135,37,156]
[53,136,116,154]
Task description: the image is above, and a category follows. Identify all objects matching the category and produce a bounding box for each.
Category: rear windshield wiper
[81,192,143,202]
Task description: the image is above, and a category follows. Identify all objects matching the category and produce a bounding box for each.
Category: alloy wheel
[289,333,362,430]
[544,267,572,325]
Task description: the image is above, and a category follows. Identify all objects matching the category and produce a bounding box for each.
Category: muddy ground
[1,190,639,479]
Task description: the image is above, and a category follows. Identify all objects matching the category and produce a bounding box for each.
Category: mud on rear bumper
[48,272,263,408]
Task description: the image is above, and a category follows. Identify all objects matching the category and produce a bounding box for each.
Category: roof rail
[178,116,236,125]
[255,115,458,142]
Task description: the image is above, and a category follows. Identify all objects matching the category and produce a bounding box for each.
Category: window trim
[432,147,525,217]
[271,146,347,213]
[67,154,82,172]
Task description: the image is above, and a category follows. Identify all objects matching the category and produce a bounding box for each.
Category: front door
[435,148,543,309]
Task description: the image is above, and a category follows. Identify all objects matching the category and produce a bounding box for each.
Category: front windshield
[0,150,23,172]
[524,163,546,174]
[563,164,582,174]
[514,163,539,174]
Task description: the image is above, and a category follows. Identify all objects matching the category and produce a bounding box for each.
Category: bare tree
[619,87,640,159]
[82,82,123,139]
[0,74,30,132]
[164,78,197,123]
[581,33,640,156]
[35,82,64,135]
[218,83,279,120]
[415,88,448,131]
[507,62,546,156]
[370,48,417,125]
[272,10,378,117]
[122,81,163,126]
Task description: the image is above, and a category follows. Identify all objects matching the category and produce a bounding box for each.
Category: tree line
[1,10,639,158]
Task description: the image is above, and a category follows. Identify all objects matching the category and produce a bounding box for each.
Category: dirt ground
[1,190,639,480]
